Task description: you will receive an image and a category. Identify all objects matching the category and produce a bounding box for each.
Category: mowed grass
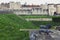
[0,14,38,40]
[20,15,60,29]
[31,21,60,29]
[0,14,60,40]
[20,15,60,18]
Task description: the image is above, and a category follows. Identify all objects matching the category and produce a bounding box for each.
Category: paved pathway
[20,29,60,40]
[26,18,52,21]
[29,30,60,40]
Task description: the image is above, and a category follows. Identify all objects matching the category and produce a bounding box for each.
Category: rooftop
[22,5,40,7]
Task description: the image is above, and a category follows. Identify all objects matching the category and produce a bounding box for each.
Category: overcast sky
[0,0,60,5]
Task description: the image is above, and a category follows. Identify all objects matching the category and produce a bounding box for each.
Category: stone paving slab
[29,30,60,40]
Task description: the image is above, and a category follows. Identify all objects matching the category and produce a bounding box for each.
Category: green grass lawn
[0,14,38,40]
[0,14,60,40]
[20,15,60,29]
[31,21,60,29]
[20,15,60,18]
